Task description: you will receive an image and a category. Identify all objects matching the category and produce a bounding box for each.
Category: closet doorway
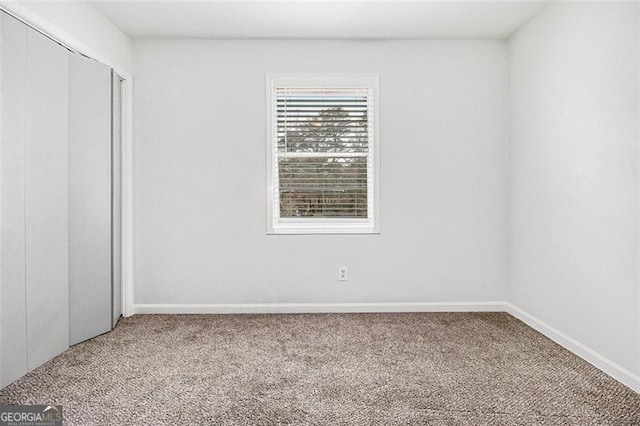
[0,8,131,387]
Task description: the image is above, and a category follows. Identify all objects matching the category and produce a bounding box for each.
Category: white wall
[133,40,509,307]
[509,2,639,374]
[2,0,133,73]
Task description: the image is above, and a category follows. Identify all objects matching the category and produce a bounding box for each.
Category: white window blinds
[267,76,379,234]
[276,87,371,218]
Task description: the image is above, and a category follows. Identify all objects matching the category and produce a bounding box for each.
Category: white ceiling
[87,1,550,40]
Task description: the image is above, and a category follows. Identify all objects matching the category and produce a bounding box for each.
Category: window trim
[266,74,380,235]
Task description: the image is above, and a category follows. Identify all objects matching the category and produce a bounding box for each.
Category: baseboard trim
[505,302,640,394]
[133,301,505,315]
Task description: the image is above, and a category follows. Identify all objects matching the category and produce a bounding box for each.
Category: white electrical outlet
[338,266,348,281]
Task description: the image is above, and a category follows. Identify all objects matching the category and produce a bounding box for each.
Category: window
[267,75,379,234]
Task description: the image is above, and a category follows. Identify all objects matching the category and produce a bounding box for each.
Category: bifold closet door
[1,10,114,387]
[1,11,28,387]
[1,10,70,383]
[24,22,70,370]
[68,53,112,345]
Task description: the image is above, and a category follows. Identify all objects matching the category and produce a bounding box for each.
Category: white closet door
[25,25,70,370]
[112,73,123,327]
[0,11,28,387]
[68,53,112,345]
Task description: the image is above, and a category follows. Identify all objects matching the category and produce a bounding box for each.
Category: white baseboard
[133,301,505,315]
[505,302,640,394]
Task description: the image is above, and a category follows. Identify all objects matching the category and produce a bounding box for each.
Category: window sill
[268,221,379,235]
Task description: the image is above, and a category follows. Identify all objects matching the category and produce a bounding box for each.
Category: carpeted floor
[1,313,639,425]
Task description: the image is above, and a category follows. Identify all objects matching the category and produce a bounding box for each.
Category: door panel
[25,25,70,370]
[0,11,28,387]
[68,52,112,345]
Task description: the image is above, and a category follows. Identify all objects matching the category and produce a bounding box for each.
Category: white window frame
[266,74,380,235]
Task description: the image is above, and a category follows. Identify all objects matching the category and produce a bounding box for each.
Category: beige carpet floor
[1,312,639,425]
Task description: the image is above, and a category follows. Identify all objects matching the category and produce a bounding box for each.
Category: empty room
[0,0,639,424]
